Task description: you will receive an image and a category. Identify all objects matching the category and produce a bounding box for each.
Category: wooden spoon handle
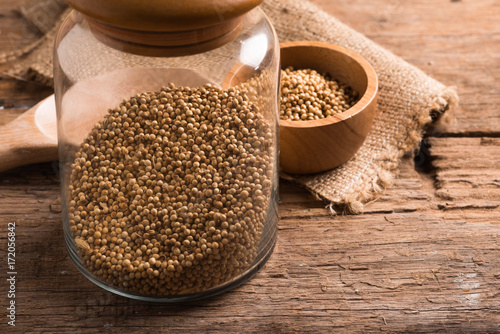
[0,96,58,172]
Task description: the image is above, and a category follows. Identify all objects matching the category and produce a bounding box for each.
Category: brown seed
[279,67,358,121]
[69,82,274,296]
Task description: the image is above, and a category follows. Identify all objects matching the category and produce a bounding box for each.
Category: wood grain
[430,137,500,204]
[0,95,57,172]
[1,0,500,332]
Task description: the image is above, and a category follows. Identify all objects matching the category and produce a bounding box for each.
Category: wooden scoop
[0,67,218,173]
[0,95,58,172]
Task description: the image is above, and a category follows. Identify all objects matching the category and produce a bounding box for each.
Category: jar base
[65,232,276,302]
[63,185,278,303]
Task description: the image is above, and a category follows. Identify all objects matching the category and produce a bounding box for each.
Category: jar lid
[65,0,264,56]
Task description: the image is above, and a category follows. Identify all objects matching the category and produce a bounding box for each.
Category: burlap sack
[0,0,68,86]
[0,0,458,213]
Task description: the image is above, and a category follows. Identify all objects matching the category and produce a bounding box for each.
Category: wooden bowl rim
[279,41,378,129]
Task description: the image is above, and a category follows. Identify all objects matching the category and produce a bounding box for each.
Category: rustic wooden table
[1,0,499,332]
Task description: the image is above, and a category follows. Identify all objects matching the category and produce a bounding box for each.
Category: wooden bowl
[279,41,378,175]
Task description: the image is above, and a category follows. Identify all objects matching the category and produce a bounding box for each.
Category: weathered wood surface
[1,0,500,333]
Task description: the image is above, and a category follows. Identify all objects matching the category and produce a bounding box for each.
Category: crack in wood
[438,202,500,210]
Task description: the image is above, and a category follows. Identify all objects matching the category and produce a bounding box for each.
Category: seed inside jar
[279,66,359,121]
[68,83,273,296]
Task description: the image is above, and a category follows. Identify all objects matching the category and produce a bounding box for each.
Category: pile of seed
[68,83,274,296]
[280,66,359,121]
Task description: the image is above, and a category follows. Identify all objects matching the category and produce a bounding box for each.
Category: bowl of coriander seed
[279,41,378,174]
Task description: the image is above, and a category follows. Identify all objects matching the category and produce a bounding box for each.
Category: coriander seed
[68,83,275,296]
[280,66,359,121]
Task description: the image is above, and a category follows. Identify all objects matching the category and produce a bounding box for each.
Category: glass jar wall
[54,6,279,302]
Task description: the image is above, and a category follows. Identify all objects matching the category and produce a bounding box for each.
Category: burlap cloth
[0,0,458,214]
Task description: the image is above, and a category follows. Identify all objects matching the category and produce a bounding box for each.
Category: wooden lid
[66,0,263,56]
[66,0,263,32]
[65,0,263,55]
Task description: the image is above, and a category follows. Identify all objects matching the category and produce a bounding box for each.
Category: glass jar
[54,0,279,302]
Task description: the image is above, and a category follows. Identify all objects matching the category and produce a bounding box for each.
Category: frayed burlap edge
[0,1,69,86]
[263,0,459,214]
[282,86,458,214]
[282,87,458,215]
